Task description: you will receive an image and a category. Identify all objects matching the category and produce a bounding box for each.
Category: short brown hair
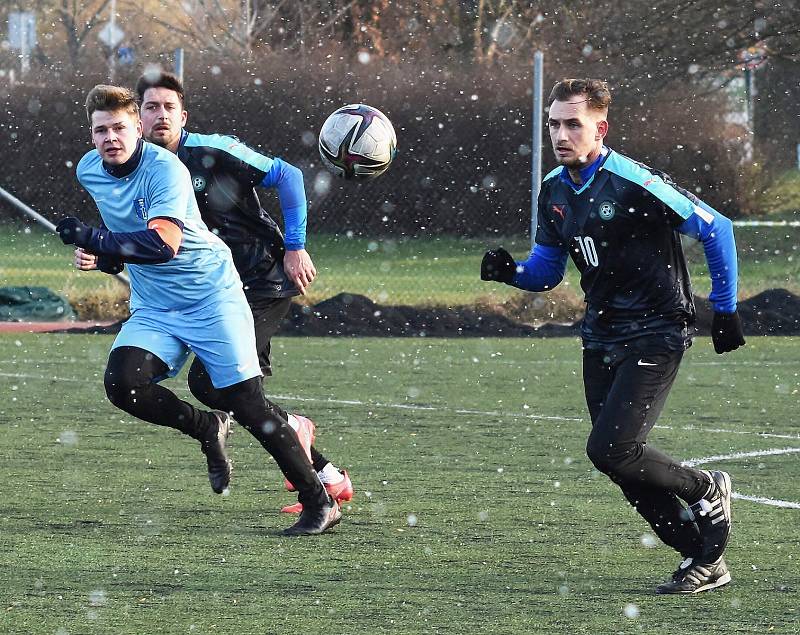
[548,78,611,112]
[85,84,139,123]
[135,71,185,106]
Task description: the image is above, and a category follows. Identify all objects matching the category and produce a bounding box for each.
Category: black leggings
[187,296,331,472]
[583,345,707,558]
[104,346,326,507]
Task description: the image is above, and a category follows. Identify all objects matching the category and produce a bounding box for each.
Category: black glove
[711,311,745,354]
[96,254,125,275]
[481,247,517,283]
[55,217,93,247]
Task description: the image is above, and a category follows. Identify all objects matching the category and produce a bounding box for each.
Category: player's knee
[103,369,136,410]
[586,435,632,476]
[187,364,214,407]
[104,346,166,412]
[585,435,611,473]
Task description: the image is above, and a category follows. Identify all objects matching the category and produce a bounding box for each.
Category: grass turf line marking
[729,493,800,509]
[682,446,800,467]
[270,393,586,422]
[487,359,799,367]
[5,370,799,509]
[0,371,586,423]
[683,447,800,509]
[656,424,800,441]
[3,371,798,433]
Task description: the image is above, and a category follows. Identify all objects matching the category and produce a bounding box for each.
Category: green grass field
[1,334,798,634]
[0,224,797,309]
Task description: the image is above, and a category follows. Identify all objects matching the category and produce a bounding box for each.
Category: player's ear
[181,109,188,127]
[596,119,608,139]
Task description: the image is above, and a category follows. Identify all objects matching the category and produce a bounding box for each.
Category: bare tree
[57,0,114,69]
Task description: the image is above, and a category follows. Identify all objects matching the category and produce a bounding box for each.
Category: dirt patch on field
[281,288,800,337]
[280,293,578,337]
[694,288,800,336]
[48,288,800,337]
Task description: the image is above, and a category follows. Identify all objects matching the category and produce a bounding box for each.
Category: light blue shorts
[111,291,261,388]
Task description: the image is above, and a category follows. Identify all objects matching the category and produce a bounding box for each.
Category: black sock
[311,447,329,472]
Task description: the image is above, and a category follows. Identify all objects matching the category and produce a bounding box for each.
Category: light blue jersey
[77,142,241,312]
[77,141,261,388]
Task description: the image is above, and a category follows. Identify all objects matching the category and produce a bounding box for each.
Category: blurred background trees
[2,0,799,231]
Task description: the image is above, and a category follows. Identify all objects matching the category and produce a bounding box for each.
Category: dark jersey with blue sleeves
[534,148,733,349]
[177,131,299,300]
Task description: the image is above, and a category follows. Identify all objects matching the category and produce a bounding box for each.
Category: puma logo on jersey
[552,204,567,220]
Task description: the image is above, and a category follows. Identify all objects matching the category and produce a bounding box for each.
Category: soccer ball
[318,104,397,179]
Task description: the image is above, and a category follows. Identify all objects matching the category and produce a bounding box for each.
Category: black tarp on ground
[0,286,75,322]
[58,289,800,337]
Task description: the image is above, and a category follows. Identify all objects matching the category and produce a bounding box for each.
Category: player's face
[548,98,608,168]
[90,109,143,165]
[140,87,187,153]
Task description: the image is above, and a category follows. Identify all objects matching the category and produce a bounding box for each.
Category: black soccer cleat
[201,410,232,494]
[655,557,731,594]
[690,470,732,562]
[282,496,342,536]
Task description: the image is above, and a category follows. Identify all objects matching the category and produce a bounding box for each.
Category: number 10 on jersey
[575,236,599,267]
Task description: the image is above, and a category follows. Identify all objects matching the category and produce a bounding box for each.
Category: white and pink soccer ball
[318,104,397,180]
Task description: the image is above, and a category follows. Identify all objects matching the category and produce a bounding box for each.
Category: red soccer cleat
[284,415,316,492]
[281,470,353,514]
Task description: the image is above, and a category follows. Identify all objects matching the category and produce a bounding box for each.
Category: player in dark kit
[481,79,745,594]
[132,71,353,515]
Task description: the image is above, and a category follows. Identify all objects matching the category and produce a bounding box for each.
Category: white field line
[733,220,800,227]
[4,370,800,509]
[655,425,800,442]
[683,447,800,467]
[729,493,800,509]
[2,358,800,369]
[435,359,800,367]
[0,372,586,422]
[684,447,800,509]
[3,371,799,434]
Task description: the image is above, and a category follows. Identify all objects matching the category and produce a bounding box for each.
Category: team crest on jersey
[598,201,616,220]
[133,198,148,220]
[192,175,207,192]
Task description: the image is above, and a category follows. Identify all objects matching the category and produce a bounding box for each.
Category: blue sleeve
[81,227,176,264]
[677,202,738,313]
[260,158,308,250]
[511,243,568,292]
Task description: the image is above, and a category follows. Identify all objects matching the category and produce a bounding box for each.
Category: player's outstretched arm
[481,244,567,292]
[56,216,181,264]
[481,247,517,283]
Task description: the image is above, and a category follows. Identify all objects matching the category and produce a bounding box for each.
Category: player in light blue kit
[56,84,340,535]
